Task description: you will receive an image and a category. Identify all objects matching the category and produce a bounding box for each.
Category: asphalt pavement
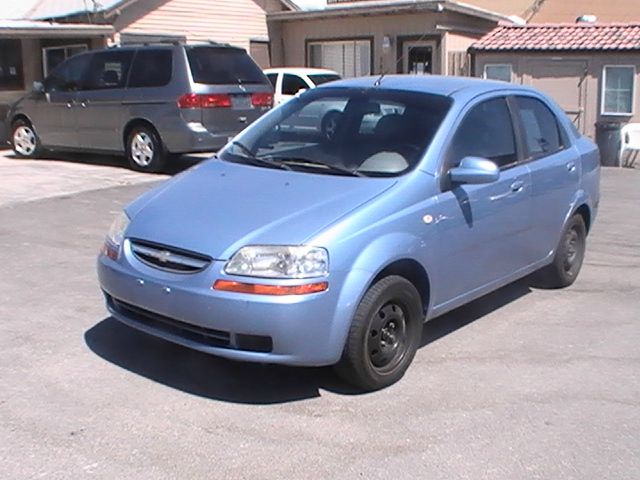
[0,154,638,479]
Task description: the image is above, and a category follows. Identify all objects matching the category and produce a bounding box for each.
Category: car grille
[129,239,211,273]
[107,295,273,353]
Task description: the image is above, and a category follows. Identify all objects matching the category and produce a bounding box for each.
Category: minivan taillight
[251,92,274,108]
[178,93,232,109]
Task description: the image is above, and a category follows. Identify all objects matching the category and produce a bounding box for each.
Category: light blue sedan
[98,75,600,390]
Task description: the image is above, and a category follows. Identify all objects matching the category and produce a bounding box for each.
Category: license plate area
[231,95,252,109]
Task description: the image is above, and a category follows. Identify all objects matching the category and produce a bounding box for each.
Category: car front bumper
[97,246,354,367]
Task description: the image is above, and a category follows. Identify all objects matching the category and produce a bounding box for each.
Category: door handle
[510,180,525,192]
[490,180,525,201]
[66,102,73,109]
[566,162,576,172]
[80,101,87,108]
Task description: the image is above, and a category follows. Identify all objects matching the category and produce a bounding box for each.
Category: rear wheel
[126,124,166,173]
[335,276,423,391]
[537,214,587,288]
[11,119,40,158]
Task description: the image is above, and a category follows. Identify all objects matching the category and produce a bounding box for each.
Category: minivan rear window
[186,47,267,85]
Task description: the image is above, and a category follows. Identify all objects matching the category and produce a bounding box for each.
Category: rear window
[186,47,267,85]
[308,74,341,86]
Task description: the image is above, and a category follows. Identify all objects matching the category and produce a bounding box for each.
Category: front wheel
[126,125,166,173]
[11,119,40,158]
[335,275,423,391]
[536,214,587,289]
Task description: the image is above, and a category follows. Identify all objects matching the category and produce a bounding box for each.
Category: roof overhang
[268,0,511,23]
[0,20,114,37]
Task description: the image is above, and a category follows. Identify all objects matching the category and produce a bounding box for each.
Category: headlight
[224,245,329,279]
[106,211,130,247]
[102,211,130,260]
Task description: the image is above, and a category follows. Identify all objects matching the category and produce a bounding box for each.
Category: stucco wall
[269,10,496,75]
[474,51,640,139]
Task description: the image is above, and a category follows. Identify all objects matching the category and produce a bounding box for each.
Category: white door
[403,41,437,74]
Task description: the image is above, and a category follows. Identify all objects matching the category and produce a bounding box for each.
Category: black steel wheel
[335,275,423,391]
[537,214,587,289]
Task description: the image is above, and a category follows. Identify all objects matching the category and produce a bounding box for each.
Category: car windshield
[308,74,341,86]
[186,46,267,85]
[219,87,452,177]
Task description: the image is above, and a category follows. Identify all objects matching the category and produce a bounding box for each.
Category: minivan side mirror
[295,88,307,96]
[449,156,500,185]
[33,81,45,93]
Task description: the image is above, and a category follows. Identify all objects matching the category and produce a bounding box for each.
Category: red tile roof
[472,23,640,52]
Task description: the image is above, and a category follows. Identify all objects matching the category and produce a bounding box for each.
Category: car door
[35,53,91,148]
[512,95,581,262]
[431,96,532,310]
[75,50,134,151]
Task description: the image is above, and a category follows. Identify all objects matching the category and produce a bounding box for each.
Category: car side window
[515,96,565,159]
[266,73,277,89]
[44,54,91,92]
[282,74,308,96]
[82,50,134,91]
[447,97,517,170]
[128,49,172,88]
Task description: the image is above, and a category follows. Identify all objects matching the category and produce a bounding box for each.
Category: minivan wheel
[335,275,423,391]
[11,119,40,158]
[537,214,587,289]
[126,125,166,173]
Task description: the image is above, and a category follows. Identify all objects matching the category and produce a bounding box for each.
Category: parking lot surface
[0,155,639,479]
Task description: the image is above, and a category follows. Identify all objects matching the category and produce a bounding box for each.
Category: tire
[11,119,40,158]
[537,214,587,289]
[335,275,423,391]
[125,124,166,173]
[320,110,341,141]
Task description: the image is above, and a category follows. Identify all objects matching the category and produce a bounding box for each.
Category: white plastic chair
[620,123,640,168]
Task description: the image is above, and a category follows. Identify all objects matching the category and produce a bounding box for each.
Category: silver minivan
[6,42,273,172]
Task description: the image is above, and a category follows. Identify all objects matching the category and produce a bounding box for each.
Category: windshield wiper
[230,141,291,171]
[266,157,365,177]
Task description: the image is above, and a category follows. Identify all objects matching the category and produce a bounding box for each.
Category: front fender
[326,232,431,361]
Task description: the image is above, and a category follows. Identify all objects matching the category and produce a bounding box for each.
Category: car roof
[263,67,340,76]
[319,74,534,99]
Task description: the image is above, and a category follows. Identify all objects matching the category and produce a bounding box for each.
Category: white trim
[483,64,512,82]
[601,65,636,116]
[42,43,88,77]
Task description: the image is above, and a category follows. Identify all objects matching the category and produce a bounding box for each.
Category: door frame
[397,35,441,74]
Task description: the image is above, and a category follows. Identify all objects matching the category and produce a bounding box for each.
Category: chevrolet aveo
[97,75,600,391]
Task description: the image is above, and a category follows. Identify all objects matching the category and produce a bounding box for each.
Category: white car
[264,68,341,105]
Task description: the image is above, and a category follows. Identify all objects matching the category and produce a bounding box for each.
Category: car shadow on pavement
[2,150,208,175]
[84,278,532,404]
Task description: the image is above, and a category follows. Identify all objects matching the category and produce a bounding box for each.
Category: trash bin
[595,121,622,166]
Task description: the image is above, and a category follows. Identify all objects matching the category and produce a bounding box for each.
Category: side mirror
[33,81,44,93]
[449,156,499,185]
[295,88,307,97]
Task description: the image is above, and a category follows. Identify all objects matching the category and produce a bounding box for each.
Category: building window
[483,64,512,82]
[308,39,371,78]
[602,65,635,115]
[0,39,24,90]
[43,44,88,78]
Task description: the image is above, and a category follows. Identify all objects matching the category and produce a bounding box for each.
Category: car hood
[125,159,396,259]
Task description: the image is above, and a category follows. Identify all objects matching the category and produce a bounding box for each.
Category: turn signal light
[213,280,328,295]
[251,92,274,107]
[178,93,232,108]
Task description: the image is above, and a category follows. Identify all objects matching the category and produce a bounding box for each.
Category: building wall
[113,0,271,51]
[269,10,496,74]
[474,51,640,139]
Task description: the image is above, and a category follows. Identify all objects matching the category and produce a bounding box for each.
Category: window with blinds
[308,40,371,78]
